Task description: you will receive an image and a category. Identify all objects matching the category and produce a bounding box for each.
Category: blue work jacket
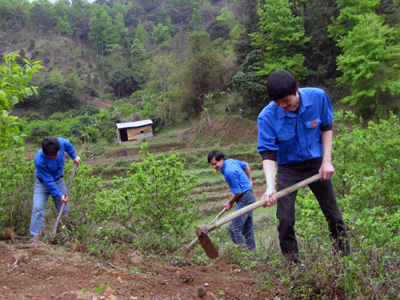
[221,159,252,195]
[257,88,333,164]
[34,137,77,198]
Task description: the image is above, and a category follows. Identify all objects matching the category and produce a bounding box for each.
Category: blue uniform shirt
[221,159,252,195]
[257,87,333,164]
[34,137,77,198]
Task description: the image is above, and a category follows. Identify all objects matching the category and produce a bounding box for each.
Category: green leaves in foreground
[0,54,42,153]
[92,142,199,237]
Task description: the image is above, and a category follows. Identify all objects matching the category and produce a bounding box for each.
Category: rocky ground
[0,240,275,300]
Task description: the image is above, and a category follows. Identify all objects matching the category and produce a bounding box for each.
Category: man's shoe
[29,236,38,246]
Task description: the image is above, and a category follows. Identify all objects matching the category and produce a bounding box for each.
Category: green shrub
[103,128,116,143]
[49,112,65,121]
[87,127,99,143]
[90,142,200,238]
[27,112,44,122]
[27,125,50,144]
[333,111,400,211]
[0,148,35,235]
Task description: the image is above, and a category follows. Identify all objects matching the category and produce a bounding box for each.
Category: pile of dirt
[0,241,274,300]
[182,116,258,147]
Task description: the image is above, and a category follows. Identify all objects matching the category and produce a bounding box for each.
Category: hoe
[52,163,78,235]
[195,173,323,259]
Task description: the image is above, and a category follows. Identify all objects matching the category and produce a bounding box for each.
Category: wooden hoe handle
[197,173,323,235]
[52,164,78,234]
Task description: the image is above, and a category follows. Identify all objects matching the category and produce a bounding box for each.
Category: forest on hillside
[1,0,400,145]
[2,1,400,298]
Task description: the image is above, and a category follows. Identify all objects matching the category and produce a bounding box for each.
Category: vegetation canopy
[0,0,400,298]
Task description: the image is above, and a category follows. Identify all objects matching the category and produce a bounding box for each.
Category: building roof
[116,119,153,129]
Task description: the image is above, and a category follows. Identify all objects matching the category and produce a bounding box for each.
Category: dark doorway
[120,129,128,142]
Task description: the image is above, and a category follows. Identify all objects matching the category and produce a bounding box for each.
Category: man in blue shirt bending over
[257,70,349,262]
[30,137,81,238]
[208,150,255,250]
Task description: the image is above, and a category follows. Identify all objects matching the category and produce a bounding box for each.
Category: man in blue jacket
[208,150,255,250]
[30,137,81,238]
[257,70,349,262]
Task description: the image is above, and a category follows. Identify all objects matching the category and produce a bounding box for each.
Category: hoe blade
[196,227,219,259]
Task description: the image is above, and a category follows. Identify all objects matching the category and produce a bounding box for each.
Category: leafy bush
[38,81,79,115]
[27,112,44,122]
[109,69,141,97]
[0,148,35,235]
[351,207,400,250]
[27,125,50,144]
[78,105,100,116]
[103,128,116,143]
[83,84,98,97]
[295,111,400,255]
[49,120,76,138]
[49,112,66,121]
[91,142,200,237]
[333,111,400,212]
[87,127,99,143]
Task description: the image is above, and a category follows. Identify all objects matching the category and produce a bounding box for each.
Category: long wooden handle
[185,207,227,251]
[52,164,78,234]
[200,173,323,234]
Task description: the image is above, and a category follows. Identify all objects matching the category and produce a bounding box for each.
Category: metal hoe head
[194,173,323,259]
[196,226,219,259]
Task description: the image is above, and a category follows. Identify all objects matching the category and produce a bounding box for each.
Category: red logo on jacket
[308,119,319,127]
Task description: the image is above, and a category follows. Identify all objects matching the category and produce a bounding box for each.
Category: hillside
[1,117,276,300]
[3,104,400,300]
[1,241,278,300]
[2,0,400,298]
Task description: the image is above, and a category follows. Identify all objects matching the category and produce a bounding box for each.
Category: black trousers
[276,157,350,260]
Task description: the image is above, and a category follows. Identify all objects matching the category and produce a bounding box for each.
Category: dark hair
[207,150,224,163]
[267,70,297,100]
[42,137,61,156]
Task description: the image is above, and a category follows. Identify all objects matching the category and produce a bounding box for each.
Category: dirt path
[1,241,273,300]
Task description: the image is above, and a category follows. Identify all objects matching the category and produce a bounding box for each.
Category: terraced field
[84,137,278,251]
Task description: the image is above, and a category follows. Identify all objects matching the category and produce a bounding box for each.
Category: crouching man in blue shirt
[30,137,81,238]
[257,70,349,262]
[208,150,255,250]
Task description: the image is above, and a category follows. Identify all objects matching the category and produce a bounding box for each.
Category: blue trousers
[228,190,256,250]
[30,178,68,237]
[277,157,350,260]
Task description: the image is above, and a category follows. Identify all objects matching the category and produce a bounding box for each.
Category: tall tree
[101,11,119,55]
[190,8,202,31]
[29,2,56,34]
[328,0,380,42]
[152,23,172,45]
[179,32,224,118]
[303,0,340,85]
[89,6,119,56]
[233,0,259,66]
[69,0,91,40]
[135,19,151,49]
[0,0,30,54]
[88,5,105,55]
[56,16,73,37]
[131,38,147,71]
[336,13,400,114]
[147,52,177,124]
[114,12,129,47]
[232,50,268,109]
[251,0,310,80]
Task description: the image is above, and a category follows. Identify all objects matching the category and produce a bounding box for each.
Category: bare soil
[1,241,274,300]
[3,116,271,299]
